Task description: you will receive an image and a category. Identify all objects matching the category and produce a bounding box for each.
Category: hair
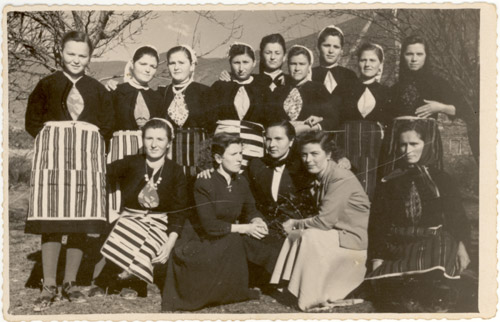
[211,133,242,159]
[228,44,255,62]
[142,118,173,141]
[317,27,345,49]
[298,131,343,162]
[259,33,287,74]
[396,120,428,143]
[287,46,312,64]
[133,46,159,64]
[266,120,296,141]
[167,46,193,64]
[399,34,431,80]
[61,31,94,55]
[357,42,384,63]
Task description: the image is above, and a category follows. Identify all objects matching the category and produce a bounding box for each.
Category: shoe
[119,288,138,300]
[33,284,58,312]
[248,288,261,300]
[62,282,86,303]
[88,286,106,298]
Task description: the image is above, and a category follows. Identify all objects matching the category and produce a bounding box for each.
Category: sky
[96,10,352,62]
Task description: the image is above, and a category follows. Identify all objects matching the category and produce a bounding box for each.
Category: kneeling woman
[95,118,188,297]
[271,131,370,311]
[366,120,471,311]
[162,133,268,311]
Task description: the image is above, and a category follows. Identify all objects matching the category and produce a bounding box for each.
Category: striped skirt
[365,228,460,280]
[168,127,208,177]
[107,130,143,222]
[215,120,265,168]
[26,121,107,234]
[335,120,384,199]
[100,209,169,284]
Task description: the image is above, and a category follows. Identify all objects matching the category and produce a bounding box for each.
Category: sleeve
[166,166,188,236]
[106,157,130,184]
[319,93,341,131]
[239,176,263,223]
[25,80,48,138]
[97,86,114,142]
[301,172,364,230]
[193,179,232,237]
[205,82,222,134]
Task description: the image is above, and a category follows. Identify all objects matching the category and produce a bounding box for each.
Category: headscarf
[123,45,159,89]
[148,117,175,140]
[317,25,344,39]
[288,45,314,82]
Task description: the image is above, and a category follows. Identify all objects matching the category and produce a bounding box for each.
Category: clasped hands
[246,217,269,240]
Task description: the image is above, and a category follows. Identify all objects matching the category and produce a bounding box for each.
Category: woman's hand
[245,221,268,240]
[282,219,297,235]
[292,122,315,135]
[219,70,232,82]
[105,79,119,91]
[251,217,269,234]
[416,99,456,118]
[304,115,323,127]
[152,243,174,264]
[197,168,214,179]
[456,241,471,274]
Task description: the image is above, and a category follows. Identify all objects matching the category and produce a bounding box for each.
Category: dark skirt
[169,127,208,178]
[335,120,384,199]
[161,221,253,311]
[26,121,107,234]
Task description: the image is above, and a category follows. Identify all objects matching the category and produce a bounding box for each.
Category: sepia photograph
[2,2,497,320]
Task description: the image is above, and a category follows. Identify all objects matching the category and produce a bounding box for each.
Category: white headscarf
[372,43,385,82]
[168,44,198,87]
[288,45,314,82]
[123,45,159,89]
[227,42,255,58]
[317,25,345,39]
[148,117,175,140]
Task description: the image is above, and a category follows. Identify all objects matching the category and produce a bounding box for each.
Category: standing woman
[337,43,392,199]
[107,45,163,220]
[159,45,210,177]
[162,133,268,311]
[271,131,370,311]
[270,45,340,135]
[312,25,358,99]
[207,43,269,168]
[25,31,113,311]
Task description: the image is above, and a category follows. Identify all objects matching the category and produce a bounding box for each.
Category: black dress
[25,70,113,140]
[161,171,263,311]
[111,82,163,132]
[269,80,341,131]
[312,65,358,100]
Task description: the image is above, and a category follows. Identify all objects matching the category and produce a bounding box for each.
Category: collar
[362,77,377,85]
[294,78,308,87]
[264,69,283,80]
[233,76,254,85]
[128,77,149,90]
[264,150,290,168]
[172,79,193,94]
[323,63,339,69]
[217,167,233,185]
[63,71,83,84]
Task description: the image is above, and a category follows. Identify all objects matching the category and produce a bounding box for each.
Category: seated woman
[366,119,471,312]
[269,45,340,135]
[93,118,188,298]
[161,133,268,311]
[270,131,370,311]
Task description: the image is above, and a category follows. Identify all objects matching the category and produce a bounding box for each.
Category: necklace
[144,162,164,190]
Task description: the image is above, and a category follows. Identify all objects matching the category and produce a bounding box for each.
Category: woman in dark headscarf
[366,118,471,312]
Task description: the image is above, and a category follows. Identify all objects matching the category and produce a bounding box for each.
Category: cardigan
[25,71,114,139]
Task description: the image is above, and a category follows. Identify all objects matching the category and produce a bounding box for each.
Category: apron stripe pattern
[100,210,169,284]
[27,121,106,233]
[170,127,207,177]
[214,120,265,168]
[107,130,143,222]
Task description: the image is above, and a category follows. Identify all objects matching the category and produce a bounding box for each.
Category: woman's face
[319,35,342,66]
[262,43,285,72]
[358,50,382,80]
[144,127,170,161]
[288,54,310,82]
[132,54,158,85]
[404,43,426,71]
[265,126,293,160]
[399,130,425,164]
[168,51,193,84]
[230,54,255,81]
[62,40,91,78]
[301,143,331,175]
[216,143,243,174]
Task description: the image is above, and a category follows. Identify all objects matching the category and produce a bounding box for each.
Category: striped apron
[100,208,169,284]
[215,120,265,168]
[168,127,208,177]
[365,227,460,280]
[335,120,384,199]
[26,121,107,234]
[107,130,143,223]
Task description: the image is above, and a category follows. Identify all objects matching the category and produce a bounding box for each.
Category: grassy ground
[7,182,479,316]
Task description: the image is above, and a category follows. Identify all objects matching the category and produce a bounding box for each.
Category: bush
[9,154,32,187]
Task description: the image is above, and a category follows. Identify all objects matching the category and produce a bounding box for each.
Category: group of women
[24,25,472,313]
